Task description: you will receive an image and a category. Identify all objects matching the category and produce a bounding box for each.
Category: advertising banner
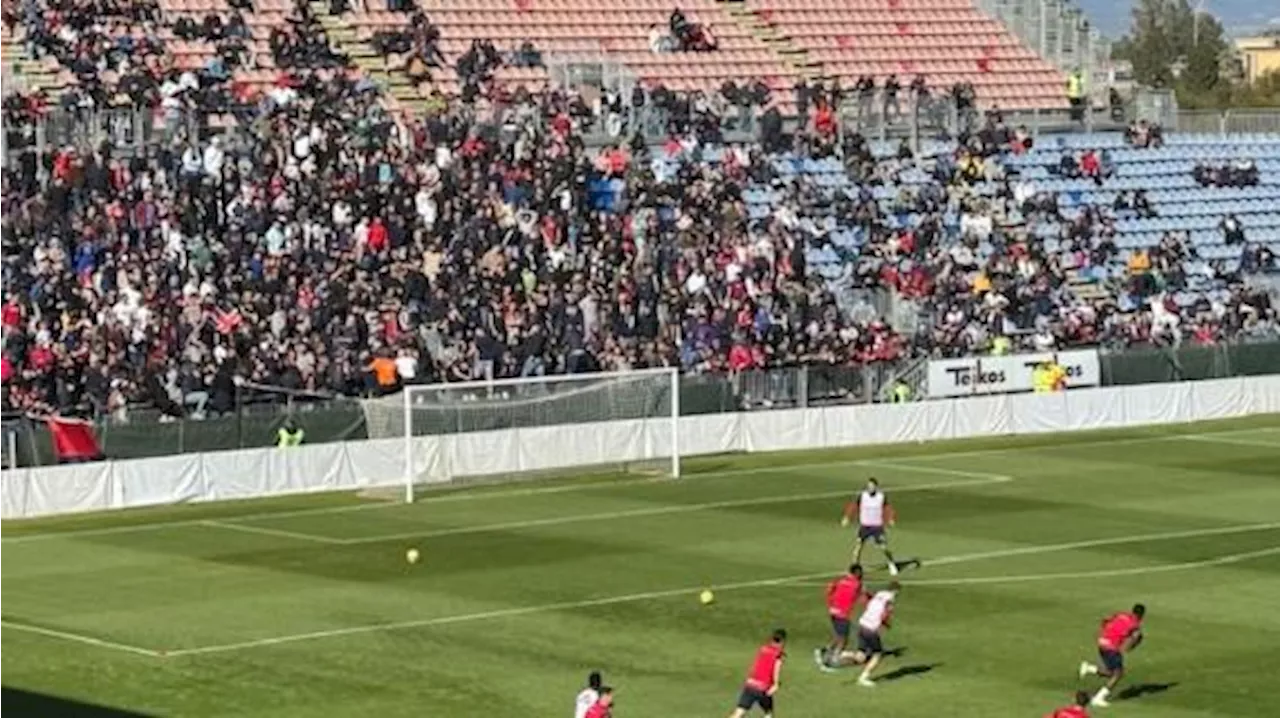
[927,349,1101,398]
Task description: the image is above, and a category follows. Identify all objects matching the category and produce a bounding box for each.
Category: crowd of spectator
[1194,159,1260,189]
[2,0,1277,421]
[1124,119,1164,149]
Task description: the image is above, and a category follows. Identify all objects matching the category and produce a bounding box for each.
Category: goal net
[360,369,681,501]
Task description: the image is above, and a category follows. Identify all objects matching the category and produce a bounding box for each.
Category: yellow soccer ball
[406,548,421,564]
[699,589,715,605]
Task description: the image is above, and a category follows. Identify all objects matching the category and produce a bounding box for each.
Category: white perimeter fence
[4,376,1279,519]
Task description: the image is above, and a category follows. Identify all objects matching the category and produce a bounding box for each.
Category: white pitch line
[0,620,161,657]
[0,456,898,546]
[1182,435,1280,449]
[923,522,1280,568]
[157,520,1280,658]
[895,426,1280,463]
[911,546,1280,586]
[200,520,346,545]
[857,459,1001,481]
[787,545,1280,588]
[5,424,1275,546]
[332,474,1012,545]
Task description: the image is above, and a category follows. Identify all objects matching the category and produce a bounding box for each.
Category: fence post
[910,99,920,156]
[235,383,245,448]
[1219,111,1228,137]
[798,366,809,408]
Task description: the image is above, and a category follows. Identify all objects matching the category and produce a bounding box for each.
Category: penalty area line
[788,546,1280,588]
[0,619,162,657]
[330,472,1013,545]
[199,520,347,544]
[157,521,1280,658]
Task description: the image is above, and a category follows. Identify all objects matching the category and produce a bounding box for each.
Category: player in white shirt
[574,671,603,718]
[840,478,900,575]
[850,583,900,687]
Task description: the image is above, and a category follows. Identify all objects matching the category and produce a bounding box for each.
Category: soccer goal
[360,368,681,502]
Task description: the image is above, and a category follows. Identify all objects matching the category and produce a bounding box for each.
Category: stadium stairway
[1065,269,1111,302]
[720,1,822,84]
[308,1,430,114]
[1,29,65,101]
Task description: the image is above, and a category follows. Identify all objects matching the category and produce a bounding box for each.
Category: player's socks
[857,675,876,687]
[1091,687,1111,707]
[1079,661,1099,677]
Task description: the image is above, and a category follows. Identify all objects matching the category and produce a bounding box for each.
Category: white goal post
[360,368,681,502]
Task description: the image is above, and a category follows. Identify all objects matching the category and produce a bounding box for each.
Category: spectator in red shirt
[727,341,755,372]
[367,217,389,252]
[1079,150,1103,186]
[813,99,837,138]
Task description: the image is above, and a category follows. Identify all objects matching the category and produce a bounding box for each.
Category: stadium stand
[1,0,1277,422]
[3,0,1067,109]
[739,0,1066,109]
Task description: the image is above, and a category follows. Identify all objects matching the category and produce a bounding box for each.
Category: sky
[1076,0,1280,39]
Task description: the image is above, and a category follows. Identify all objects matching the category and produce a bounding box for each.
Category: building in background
[1235,35,1280,83]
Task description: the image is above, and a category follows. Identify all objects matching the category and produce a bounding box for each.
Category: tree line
[1111,0,1280,109]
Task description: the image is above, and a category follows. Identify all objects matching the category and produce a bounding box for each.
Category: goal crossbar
[392,369,681,502]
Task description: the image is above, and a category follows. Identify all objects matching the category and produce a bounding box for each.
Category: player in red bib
[1078,603,1145,707]
[1044,691,1091,718]
[583,687,614,718]
[813,564,865,671]
[729,629,786,718]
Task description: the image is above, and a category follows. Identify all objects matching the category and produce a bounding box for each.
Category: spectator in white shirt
[648,24,673,53]
[203,137,225,177]
[394,349,418,383]
[573,671,603,718]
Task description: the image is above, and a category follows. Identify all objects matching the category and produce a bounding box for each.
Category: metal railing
[5,341,1277,467]
[4,106,204,160]
[1175,109,1280,136]
[833,91,1126,151]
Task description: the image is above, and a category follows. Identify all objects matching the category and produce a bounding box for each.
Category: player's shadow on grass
[879,662,942,682]
[1117,682,1179,701]
[2,687,157,716]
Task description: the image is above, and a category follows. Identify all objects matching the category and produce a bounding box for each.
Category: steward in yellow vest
[277,420,305,447]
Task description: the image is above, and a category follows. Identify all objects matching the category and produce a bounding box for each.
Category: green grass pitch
[3,416,1280,717]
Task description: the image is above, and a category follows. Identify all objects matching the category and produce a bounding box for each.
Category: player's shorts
[856,628,884,656]
[1098,647,1124,673]
[830,615,851,639]
[858,525,887,544]
[736,686,775,712]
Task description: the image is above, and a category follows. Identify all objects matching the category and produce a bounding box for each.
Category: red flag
[46,416,102,462]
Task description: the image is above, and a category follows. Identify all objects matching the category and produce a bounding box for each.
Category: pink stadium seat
[740,0,1065,108]
[333,0,792,98]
